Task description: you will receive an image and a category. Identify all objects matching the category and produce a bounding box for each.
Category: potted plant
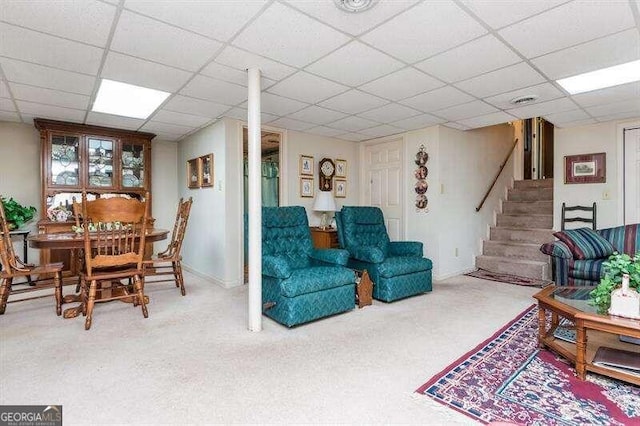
[1,197,37,230]
[590,252,640,313]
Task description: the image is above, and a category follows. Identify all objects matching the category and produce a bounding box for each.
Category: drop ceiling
[1,0,639,142]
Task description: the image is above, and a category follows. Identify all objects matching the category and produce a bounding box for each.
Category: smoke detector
[510,95,539,106]
[334,0,379,13]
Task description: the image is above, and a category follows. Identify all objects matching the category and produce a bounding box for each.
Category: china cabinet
[34,119,155,275]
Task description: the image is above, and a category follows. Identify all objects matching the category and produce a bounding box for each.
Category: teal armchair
[336,206,432,302]
[261,206,356,327]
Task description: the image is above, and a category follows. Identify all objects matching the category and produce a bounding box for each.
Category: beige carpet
[0,272,539,424]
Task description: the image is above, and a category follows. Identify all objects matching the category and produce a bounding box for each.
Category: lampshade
[313,190,337,212]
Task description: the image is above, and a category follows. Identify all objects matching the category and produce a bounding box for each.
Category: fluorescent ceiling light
[557,60,640,95]
[92,79,170,119]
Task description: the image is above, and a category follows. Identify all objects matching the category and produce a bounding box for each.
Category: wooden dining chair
[80,192,149,330]
[142,197,192,296]
[0,202,63,316]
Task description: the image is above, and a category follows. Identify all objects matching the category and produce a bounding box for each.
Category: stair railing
[475,138,519,212]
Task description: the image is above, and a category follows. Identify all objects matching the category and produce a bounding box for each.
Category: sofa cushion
[377,256,433,278]
[569,259,606,281]
[279,266,354,298]
[598,223,640,254]
[553,227,615,260]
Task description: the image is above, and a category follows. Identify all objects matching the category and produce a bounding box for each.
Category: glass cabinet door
[87,137,115,188]
[50,134,80,187]
[121,142,145,189]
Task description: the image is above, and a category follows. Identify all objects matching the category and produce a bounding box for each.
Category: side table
[356,270,373,308]
[309,227,339,249]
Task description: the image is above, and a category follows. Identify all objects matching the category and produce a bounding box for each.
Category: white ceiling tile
[0,0,116,46]
[542,109,591,126]
[460,0,565,30]
[416,35,521,83]
[140,120,195,136]
[85,112,145,130]
[0,58,96,95]
[359,68,444,101]
[531,29,640,80]
[181,75,247,105]
[249,92,308,116]
[595,110,640,122]
[329,116,380,132]
[123,0,267,41]
[267,72,348,104]
[111,11,222,71]
[101,52,193,93]
[163,95,231,118]
[232,2,350,67]
[457,111,518,129]
[572,81,640,108]
[266,117,315,131]
[585,98,640,118]
[306,41,404,86]
[318,90,388,114]
[337,132,369,142]
[498,1,635,58]
[361,1,486,63]
[214,46,296,81]
[358,103,421,123]
[507,97,577,119]
[554,118,597,128]
[0,110,21,122]
[304,126,344,137]
[200,62,275,88]
[287,105,348,125]
[284,0,418,36]
[359,124,404,138]
[443,122,471,131]
[399,86,475,113]
[432,100,498,121]
[454,62,546,98]
[152,109,212,128]
[0,81,11,98]
[391,113,446,130]
[9,83,89,110]
[15,100,85,122]
[0,97,15,112]
[0,23,103,75]
[483,83,564,110]
[222,107,280,123]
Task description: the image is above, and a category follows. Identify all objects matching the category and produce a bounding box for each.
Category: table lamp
[313,191,337,230]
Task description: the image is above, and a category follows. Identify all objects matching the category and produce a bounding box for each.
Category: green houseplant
[1,197,37,230]
[590,252,640,313]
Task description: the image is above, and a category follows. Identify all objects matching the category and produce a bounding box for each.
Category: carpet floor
[416,305,640,425]
[1,272,540,424]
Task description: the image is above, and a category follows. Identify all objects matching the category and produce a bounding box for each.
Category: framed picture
[564,152,606,184]
[300,155,314,176]
[335,179,347,198]
[187,158,201,189]
[200,153,214,187]
[300,177,314,198]
[335,159,347,178]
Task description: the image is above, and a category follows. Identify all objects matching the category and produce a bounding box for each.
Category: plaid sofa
[540,224,640,286]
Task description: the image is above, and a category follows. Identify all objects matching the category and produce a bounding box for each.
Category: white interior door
[363,138,403,240]
[624,127,640,224]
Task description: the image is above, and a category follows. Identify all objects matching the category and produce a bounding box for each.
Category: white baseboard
[434,266,477,282]
[181,264,243,289]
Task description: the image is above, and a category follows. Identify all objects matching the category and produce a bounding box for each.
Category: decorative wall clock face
[319,158,335,191]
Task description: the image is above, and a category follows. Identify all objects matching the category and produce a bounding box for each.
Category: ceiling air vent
[510,95,539,106]
[334,0,379,13]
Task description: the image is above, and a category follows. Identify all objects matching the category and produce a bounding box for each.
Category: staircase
[476,179,555,280]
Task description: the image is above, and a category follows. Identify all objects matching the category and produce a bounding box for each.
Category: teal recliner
[261,206,356,327]
[336,206,432,302]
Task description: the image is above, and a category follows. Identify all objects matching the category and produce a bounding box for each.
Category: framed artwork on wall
[187,158,201,189]
[335,159,347,178]
[300,155,314,176]
[335,179,347,198]
[564,152,606,184]
[300,177,314,198]
[200,153,214,187]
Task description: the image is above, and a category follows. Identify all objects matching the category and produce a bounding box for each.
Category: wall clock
[318,158,335,191]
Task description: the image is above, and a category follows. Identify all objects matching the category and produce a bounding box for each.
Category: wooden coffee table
[533,285,640,386]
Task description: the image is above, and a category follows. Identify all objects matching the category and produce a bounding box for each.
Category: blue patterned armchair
[262,206,356,327]
[336,206,432,302]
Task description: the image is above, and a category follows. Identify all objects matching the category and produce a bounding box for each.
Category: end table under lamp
[313,191,336,230]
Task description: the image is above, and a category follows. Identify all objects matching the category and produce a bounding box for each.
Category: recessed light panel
[557,60,640,95]
[92,79,170,119]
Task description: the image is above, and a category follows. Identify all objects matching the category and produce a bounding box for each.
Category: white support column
[247,67,262,332]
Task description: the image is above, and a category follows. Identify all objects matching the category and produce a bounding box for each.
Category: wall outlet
[455,247,459,257]
[218,180,223,191]
[602,189,610,200]
[440,183,444,194]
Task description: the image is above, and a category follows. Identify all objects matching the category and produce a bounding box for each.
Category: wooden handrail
[475,138,519,212]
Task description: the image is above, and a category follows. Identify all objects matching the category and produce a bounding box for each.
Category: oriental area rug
[415,305,640,425]
[465,268,551,288]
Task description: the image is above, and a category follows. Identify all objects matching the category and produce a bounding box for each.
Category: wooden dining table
[29,228,169,318]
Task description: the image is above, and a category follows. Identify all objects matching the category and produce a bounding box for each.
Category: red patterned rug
[415,305,640,425]
[465,268,552,287]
